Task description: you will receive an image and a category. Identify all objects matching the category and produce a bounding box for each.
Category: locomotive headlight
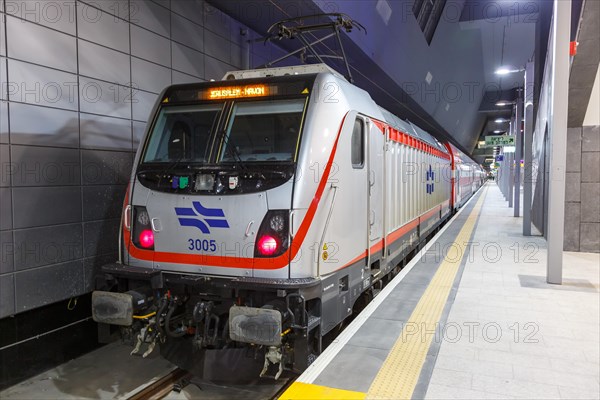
[137,209,150,226]
[269,215,285,232]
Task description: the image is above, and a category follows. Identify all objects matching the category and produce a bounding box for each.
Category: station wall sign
[484,135,515,147]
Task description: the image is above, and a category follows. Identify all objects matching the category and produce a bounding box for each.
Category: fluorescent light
[493,130,503,133]
[496,68,512,75]
[496,101,511,106]
[504,146,516,153]
[495,67,524,75]
[495,119,507,123]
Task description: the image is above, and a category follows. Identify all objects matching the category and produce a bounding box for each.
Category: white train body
[92,65,484,376]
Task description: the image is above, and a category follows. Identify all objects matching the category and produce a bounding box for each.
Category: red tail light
[132,207,154,250]
[257,235,279,256]
[139,229,154,248]
[254,210,289,258]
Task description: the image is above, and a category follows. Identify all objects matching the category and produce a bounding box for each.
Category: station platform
[282,183,600,400]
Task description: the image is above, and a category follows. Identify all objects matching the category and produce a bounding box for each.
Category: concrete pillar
[523,62,535,235]
[514,92,523,217]
[547,0,571,284]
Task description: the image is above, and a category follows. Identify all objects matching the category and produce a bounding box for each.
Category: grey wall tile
[82,184,126,221]
[12,186,82,229]
[204,29,231,65]
[84,219,119,257]
[4,0,76,35]
[80,77,131,119]
[171,0,203,22]
[78,39,131,86]
[203,4,231,40]
[132,121,146,150]
[83,253,116,292]
[131,57,171,94]
[172,70,203,85]
[9,102,79,148]
[580,223,600,253]
[131,25,170,67]
[230,19,249,47]
[80,111,132,150]
[1,230,14,273]
[0,101,8,143]
[581,183,600,223]
[564,202,580,251]
[204,55,231,81]
[0,57,6,100]
[230,42,243,68]
[582,125,599,152]
[0,15,5,56]
[581,152,600,183]
[0,143,9,187]
[6,15,77,72]
[171,13,204,52]
[130,0,170,37]
[172,43,204,78]
[77,3,130,53]
[14,224,83,270]
[0,274,15,318]
[15,260,84,312]
[8,59,79,111]
[0,187,12,230]
[82,150,132,185]
[10,145,81,186]
[150,0,170,10]
[566,127,582,173]
[565,172,581,203]
[78,0,131,21]
[132,90,157,122]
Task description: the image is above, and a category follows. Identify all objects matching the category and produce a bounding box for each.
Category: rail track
[124,368,294,400]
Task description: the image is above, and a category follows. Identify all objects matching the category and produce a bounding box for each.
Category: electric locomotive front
[91,69,349,378]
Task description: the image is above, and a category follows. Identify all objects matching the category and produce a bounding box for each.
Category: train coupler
[259,346,284,380]
[131,325,158,358]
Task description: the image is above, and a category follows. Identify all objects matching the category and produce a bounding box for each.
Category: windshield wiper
[218,129,248,172]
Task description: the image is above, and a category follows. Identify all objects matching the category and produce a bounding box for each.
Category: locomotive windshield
[219,99,305,163]
[142,104,223,164]
[141,99,307,166]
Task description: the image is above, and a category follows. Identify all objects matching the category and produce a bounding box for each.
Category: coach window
[351,118,364,168]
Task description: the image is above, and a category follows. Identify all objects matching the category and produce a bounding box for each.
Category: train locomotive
[92,64,485,379]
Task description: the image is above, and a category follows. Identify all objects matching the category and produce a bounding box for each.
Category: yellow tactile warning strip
[366,187,487,399]
[281,188,487,400]
[280,382,366,400]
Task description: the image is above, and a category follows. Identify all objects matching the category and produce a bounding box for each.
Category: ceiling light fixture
[495,67,525,75]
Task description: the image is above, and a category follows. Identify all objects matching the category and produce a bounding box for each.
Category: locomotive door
[367,118,384,259]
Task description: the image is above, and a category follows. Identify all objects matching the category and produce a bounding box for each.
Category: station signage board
[484,135,515,147]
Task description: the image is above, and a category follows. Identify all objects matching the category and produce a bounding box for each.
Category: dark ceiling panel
[460,0,539,22]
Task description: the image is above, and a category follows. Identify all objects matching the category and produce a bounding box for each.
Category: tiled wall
[564,126,600,253]
[0,0,288,318]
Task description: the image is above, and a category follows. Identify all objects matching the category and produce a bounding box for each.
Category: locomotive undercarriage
[92,264,322,381]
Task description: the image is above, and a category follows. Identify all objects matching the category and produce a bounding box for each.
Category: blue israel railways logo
[175,201,230,234]
[426,165,435,195]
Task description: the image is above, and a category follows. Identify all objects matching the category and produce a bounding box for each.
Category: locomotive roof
[378,107,448,154]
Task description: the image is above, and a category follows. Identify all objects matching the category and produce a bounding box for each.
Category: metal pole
[514,91,523,217]
[523,61,534,235]
[547,0,571,285]
[508,115,514,208]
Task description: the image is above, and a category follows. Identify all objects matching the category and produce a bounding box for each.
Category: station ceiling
[207,0,543,157]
